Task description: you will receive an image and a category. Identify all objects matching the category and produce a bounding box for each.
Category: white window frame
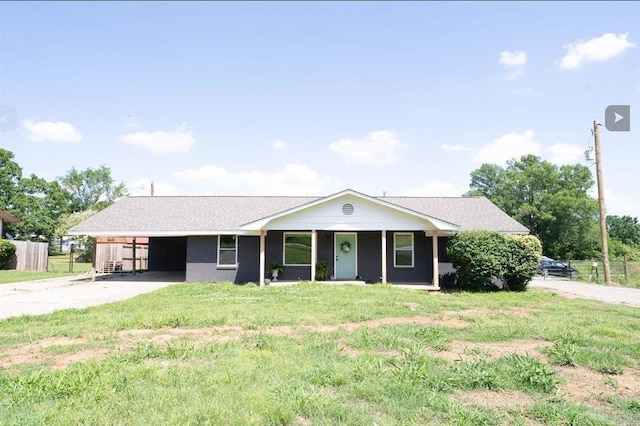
[393,232,414,268]
[283,232,312,266]
[217,235,238,268]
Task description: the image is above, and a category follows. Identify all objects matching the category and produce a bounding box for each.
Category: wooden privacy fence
[11,240,49,272]
[96,243,148,273]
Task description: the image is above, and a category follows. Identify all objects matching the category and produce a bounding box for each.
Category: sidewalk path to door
[529,277,640,308]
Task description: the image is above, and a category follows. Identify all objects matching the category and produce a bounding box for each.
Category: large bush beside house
[0,239,16,269]
[447,231,542,291]
[502,235,542,291]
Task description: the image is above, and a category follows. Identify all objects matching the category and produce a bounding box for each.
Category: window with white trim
[394,233,414,267]
[218,235,237,267]
[283,232,312,265]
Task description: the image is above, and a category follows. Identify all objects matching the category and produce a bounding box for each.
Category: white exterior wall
[264,194,440,231]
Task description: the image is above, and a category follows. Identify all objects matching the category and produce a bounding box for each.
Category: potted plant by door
[315,260,330,281]
[267,261,284,281]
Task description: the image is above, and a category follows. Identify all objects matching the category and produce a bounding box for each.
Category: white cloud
[273,140,288,150]
[604,190,639,218]
[22,119,82,143]
[121,124,195,153]
[546,144,585,165]
[328,130,407,165]
[499,50,527,67]
[173,163,331,195]
[441,143,470,152]
[473,130,540,165]
[499,50,527,79]
[399,180,466,197]
[559,33,636,70]
[127,178,179,196]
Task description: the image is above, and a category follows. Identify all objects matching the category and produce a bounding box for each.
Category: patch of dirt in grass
[427,339,553,362]
[50,349,110,369]
[454,389,536,408]
[293,416,312,426]
[0,336,90,369]
[555,364,640,405]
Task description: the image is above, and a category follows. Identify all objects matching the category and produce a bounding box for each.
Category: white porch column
[381,230,387,284]
[311,230,317,282]
[432,230,440,289]
[259,230,266,287]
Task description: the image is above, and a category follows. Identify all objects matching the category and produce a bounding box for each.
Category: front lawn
[1,283,639,425]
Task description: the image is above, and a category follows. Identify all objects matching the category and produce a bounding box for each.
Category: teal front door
[335,233,357,279]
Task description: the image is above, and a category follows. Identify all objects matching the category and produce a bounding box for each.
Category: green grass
[1,282,640,425]
[0,255,92,284]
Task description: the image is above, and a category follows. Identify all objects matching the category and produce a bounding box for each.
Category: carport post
[132,237,136,275]
[91,237,97,282]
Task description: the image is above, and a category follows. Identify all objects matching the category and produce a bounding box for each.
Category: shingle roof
[69,192,529,235]
[381,197,529,233]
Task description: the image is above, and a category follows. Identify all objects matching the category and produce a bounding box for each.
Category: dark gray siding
[179,231,444,284]
[236,236,260,283]
[356,231,383,283]
[148,237,187,271]
[265,231,311,281]
[438,237,451,262]
[386,231,433,283]
[185,236,260,283]
[186,236,217,282]
[316,231,335,279]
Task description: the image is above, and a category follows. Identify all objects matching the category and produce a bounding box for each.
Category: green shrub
[502,235,542,291]
[446,231,506,291]
[447,231,541,292]
[0,239,16,269]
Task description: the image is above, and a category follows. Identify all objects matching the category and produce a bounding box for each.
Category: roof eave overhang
[67,229,257,237]
[0,211,20,223]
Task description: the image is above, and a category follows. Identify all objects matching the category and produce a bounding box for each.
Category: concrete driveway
[0,272,184,320]
[529,276,640,308]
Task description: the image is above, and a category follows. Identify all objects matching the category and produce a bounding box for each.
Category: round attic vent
[342,203,354,215]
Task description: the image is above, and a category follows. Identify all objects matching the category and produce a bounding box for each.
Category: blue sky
[1,2,639,217]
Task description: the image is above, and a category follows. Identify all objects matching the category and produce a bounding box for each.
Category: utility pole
[594,120,612,285]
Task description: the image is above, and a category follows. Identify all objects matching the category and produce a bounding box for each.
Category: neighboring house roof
[68,189,529,236]
[0,209,19,224]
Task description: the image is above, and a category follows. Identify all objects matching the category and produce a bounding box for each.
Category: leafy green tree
[10,175,69,242]
[607,215,640,246]
[0,149,22,210]
[1,150,70,242]
[467,154,599,259]
[58,165,128,212]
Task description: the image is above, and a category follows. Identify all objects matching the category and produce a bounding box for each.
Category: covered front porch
[256,229,451,289]
[240,190,459,289]
[264,278,442,291]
